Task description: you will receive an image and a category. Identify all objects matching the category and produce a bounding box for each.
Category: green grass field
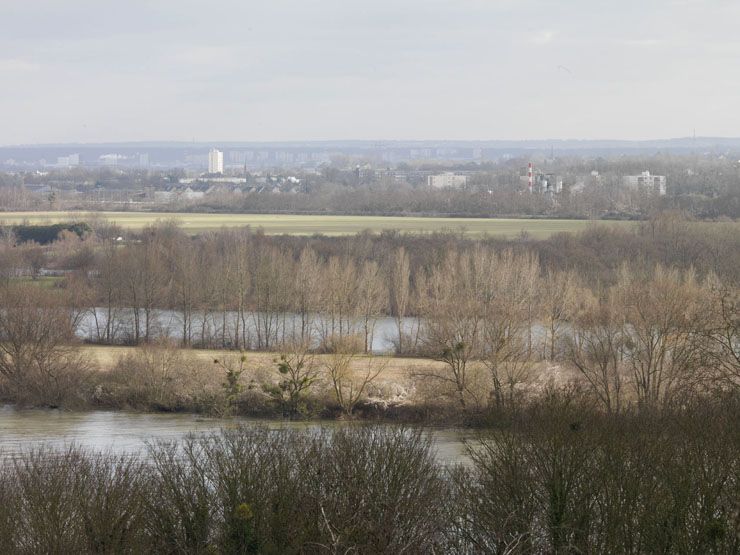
[16,276,64,289]
[0,211,633,238]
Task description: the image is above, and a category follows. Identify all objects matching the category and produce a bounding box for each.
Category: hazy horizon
[5,136,740,150]
[2,0,739,145]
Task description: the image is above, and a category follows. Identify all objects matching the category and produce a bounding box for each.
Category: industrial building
[522,163,563,194]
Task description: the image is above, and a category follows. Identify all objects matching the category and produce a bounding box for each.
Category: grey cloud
[1,0,738,144]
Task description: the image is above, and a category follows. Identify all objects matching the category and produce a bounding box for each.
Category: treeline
[187,181,740,220]
[9,222,90,245]
[0,213,737,416]
[183,153,740,219]
[1,398,738,553]
[4,153,740,219]
[8,213,733,352]
[412,246,740,413]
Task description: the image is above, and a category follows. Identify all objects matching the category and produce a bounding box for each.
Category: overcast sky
[1,0,739,145]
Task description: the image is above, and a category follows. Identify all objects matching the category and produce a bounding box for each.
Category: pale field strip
[0,211,639,238]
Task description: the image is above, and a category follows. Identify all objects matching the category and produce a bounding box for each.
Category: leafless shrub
[103,341,216,411]
[0,284,92,407]
[323,337,386,417]
[0,400,737,553]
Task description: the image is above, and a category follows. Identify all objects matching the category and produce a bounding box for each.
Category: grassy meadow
[0,211,635,238]
[82,343,577,398]
[82,344,446,387]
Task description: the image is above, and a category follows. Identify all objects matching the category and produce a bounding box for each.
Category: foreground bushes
[0,398,739,554]
[0,427,450,554]
[459,394,740,553]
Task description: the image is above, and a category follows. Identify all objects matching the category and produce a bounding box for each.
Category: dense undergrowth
[0,393,738,554]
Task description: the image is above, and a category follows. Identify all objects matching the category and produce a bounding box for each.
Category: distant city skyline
[1,0,739,145]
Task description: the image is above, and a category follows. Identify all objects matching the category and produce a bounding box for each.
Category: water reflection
[0,405,470,465]
[77,309,415,353]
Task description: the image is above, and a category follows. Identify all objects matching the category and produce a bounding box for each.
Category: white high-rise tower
[208,148,224,174]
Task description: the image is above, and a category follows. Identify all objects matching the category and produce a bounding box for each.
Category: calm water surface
[0,405,471,464]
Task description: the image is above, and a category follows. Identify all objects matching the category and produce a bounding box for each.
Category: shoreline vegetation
[0,210,737,423]
[0,211,738,551]
[3,342,586,422]
[1,402,738,553]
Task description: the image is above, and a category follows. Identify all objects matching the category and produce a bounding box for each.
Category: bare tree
[540,268,580,361]
[0,285,90,406]
[615,265,707,408]
[21,244,45,281]
[355,260,387,353]
[120,230,167,344]
[93,239,125,343]
[320,256,358,344]
[480,250,538,408]
[701,277,740,387]
[264,342,320,418]
[294,246,321,344]
[388,247,410,354]
[231,231,252,350]
[567,290,625,413]
[324,336,385,416]
[250,244,292,350]
[166,231,200,346]
[419,251,484,411]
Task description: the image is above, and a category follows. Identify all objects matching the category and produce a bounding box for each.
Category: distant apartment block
[56,153,79,167]
[427,172,467,189]
[208,148,224,174]
[624,171,666,195]
[100,153,123,166]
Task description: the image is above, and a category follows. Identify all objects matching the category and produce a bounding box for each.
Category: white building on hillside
[624,171,666,195]
[208,148,224,174]
[427,172,467,189]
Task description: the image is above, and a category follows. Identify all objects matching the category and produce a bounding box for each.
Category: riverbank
[79,343,579,422]
[0,341,579,424]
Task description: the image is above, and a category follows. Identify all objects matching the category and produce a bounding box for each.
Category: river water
[77,308,550,354]
[0,405,471,464]
[77,309,415,353]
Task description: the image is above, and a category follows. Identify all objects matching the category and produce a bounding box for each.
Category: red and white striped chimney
[528,162,533,193]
